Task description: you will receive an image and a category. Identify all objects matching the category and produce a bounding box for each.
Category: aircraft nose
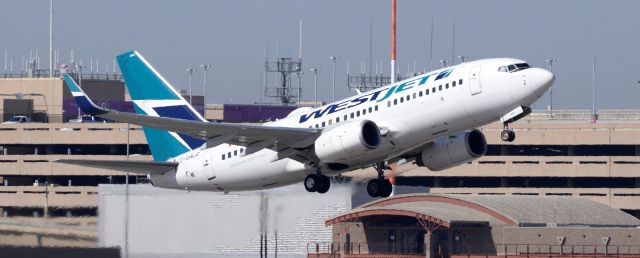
[531,67,555,91]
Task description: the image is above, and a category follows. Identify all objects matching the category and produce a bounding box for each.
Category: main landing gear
[304,173,330,194]
[367,162,392,198]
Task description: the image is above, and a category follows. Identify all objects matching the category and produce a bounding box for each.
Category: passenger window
[241,148,244,153]
[328,119,333,125]
[432,87,436,93]
[446,83,449,89]
[394,99,398,105]
[400,97,404,103]
[322,121,326,127]
[407,95,410,100]
[375,105,379,111]
[413,93,417,98]
[336,117,340,123]
[356,111,360,117]
[459,79,463,85]
[344,115,348,120]
[368,107,372,113]
[425,90,429,95]
[452,81,457,87]
[387,101,392,107]
[315,124,319,128]
[419,91,423,97]
[362,109,366,115]
[234,150,237,156]
[439,85,442,91]
[222,154,225,160]
[228,152,231,157]
[350,113,354,118]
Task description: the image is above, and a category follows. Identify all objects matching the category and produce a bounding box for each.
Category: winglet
[62,73,109,115]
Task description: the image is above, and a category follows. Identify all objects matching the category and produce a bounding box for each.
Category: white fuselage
[149,58,554,192]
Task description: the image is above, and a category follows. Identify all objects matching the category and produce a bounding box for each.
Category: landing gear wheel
[367,179,393,198]
[501,129,516,142]
[304,174,330,193]
[304,174,319,192]
[316,175,330,194]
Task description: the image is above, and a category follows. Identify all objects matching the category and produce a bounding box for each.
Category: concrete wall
[98,183,351,257]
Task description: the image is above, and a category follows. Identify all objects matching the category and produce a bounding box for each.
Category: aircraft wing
[62,74,319,155]
[55,159,178,174]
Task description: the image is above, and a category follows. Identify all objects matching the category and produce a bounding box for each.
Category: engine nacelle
[314,120,381,164]
[416,129,487,171]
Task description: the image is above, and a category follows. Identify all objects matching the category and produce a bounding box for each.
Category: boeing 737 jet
[58,51,554,198]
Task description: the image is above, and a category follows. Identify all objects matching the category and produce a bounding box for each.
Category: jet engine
[314,120,381,164]
[416,129,487,171]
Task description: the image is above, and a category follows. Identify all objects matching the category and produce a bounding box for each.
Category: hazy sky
[1,0,639,109]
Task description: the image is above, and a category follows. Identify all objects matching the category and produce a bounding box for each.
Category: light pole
[186,68,196,105]
[439,59,448,68]
[457,55,469,63]
[76,65,85,120]
[309,68,321,107]
[200,64,211,115]
[545,59,557,110]
[329,57,338,102]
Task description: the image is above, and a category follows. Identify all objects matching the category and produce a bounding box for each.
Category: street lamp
[457,55,469,63]
[545,59,557,110]
[186,68,197,105]
[439,59,448,68]
[309,68,321,107]
[329,57,338,102]
[200,64,212,115]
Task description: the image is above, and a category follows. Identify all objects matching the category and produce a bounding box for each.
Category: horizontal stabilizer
[55,159,178,174]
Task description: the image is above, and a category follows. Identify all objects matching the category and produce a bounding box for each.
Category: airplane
[58,51,554,198]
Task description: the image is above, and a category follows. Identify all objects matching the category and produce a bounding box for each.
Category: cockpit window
[498,63,531,73]
[515,63,531,70]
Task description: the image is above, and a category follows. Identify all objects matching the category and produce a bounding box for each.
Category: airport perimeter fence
[307,242,640,257]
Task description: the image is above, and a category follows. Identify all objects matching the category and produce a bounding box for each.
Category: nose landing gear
[501,126,516,142]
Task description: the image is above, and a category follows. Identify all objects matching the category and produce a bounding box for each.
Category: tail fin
[117,51,206,161]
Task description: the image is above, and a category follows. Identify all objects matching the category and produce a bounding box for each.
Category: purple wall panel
[222,104,296,123]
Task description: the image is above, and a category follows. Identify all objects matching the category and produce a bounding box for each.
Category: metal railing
[527,109,640,121]
[307,242,640,256]
[0,71,122,81]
